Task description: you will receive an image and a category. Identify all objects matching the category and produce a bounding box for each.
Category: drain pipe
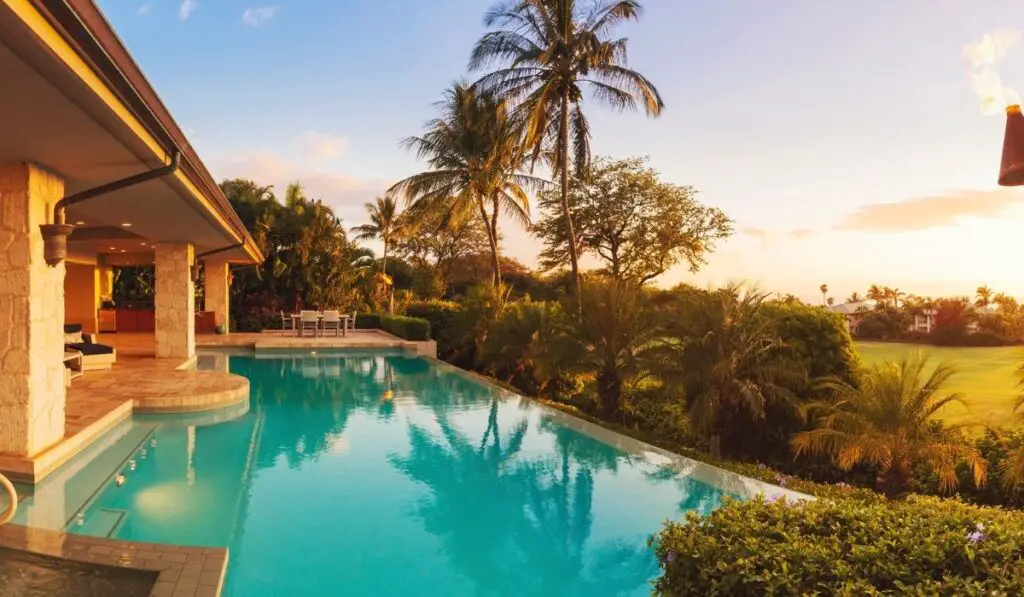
[192,243,244,282]
[40,152,182,266]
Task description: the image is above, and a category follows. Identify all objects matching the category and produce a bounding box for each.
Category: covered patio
[0,0,261,483]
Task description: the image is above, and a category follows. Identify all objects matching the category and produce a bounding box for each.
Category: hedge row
[653,494,1024,595]
[355,313,430,341]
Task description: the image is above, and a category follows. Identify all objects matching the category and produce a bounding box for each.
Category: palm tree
[470,0,664,304]
[650,284,805,456]
[846,291,863,304]
[351,195,410,312]
[819,284,828,306]
[976,285,994,309]
[392,83,543,287]
[994,292,1019,316]
[792,355,987,497]
[866,284,885,306]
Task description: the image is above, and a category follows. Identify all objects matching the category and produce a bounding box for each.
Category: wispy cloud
[834,188,1024,232]
[137,4,152,16]
[179,0,197,21]
[297,131,347,163]
[790,228,814,238]
[242,5,279,27]
[741,227,768,239]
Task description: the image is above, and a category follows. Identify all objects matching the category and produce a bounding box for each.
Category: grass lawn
[855,342,1024,429]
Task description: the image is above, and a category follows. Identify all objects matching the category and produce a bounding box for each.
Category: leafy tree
[471,0,664,302]
[994,292,1019,316]
[792,355,987,497]
[932,297,973,345]
[575,278,660,417]
[649,284,805,456]
[394,202,490,297]
[533,156,731,284]
[351,195,411,313]
[392,83,544,287]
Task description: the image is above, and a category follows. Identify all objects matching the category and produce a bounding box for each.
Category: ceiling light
[108,247,116,250]
[75,221,85,225]
[121,222,132,227]
[120,250,126,253]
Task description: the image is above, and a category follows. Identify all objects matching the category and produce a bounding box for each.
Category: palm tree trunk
[490,194,502,288]
[382,244,392,315]
[560,89,582,314]
[475,198,501,287]
[597,369,621,418]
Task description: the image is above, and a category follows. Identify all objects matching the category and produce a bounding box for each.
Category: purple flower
[664,551,677,563]
[767,494,784,504]
[967,530,985,544]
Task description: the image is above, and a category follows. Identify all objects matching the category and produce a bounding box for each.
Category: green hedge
[405,300,460,354]
[355,313,382,329]
[381,315,430,341]
[653,494,1024,595]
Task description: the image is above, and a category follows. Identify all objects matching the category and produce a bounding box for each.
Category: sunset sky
[97,0,1024,303]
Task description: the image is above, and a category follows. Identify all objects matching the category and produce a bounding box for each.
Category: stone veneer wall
[0,164,66,457]
[154,243,195,359]
[203,257,230,331]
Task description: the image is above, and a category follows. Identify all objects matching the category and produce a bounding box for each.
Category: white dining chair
[345,310,358,336]
[299,310,320,338]
[281,311,295,333]
[322,310,342,338]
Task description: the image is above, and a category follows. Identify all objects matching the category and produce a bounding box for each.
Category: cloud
[138,4,152,15]
[789,228,814,238]
[834,188,1024,232]
[297,131,347,162]
[242,5,278,27]
[212,152,386,223]
[179,0,197,20]
[742,226,815,240]
[741,227,768,239]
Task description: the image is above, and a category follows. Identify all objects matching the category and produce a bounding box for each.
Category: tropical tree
[994,292,1019,316]
[533,156,731,283]
[481,300,583,394]
[351,195,411,312]
[792,355,987,497]
[819,284,828,306]
[976,285,994,309]
[471,0,664,302]
[866,284,885,305]
[649,284,804,456]
[846,291,863,303]
[392,83,544,287]
[394,201,490,297]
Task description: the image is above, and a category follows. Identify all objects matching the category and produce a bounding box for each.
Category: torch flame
[964,29,1022,115]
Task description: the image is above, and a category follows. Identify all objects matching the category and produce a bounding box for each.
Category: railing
[0,473,16,525]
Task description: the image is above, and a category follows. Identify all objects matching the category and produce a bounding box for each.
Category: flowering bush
[652,494,1024,595]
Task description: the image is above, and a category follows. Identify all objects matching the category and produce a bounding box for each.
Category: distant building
[829,301,872,333]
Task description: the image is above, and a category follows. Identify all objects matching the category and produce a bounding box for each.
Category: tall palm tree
[819,284,828,306]
[351,194,408,281]
[792,355,987,497]
[976,285,994,309]
[392,83,543,287]
[866,284,885,305]
[846,291,863,304]
[470,0,664,304]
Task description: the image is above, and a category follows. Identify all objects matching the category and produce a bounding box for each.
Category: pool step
[74,508,127,538]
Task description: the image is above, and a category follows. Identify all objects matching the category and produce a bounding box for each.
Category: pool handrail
[0,472,16,525]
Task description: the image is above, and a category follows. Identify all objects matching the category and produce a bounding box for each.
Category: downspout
[40,152,182,266]
[192,243,244,282]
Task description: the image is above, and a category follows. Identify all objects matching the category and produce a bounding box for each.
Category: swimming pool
[12,350,803,596]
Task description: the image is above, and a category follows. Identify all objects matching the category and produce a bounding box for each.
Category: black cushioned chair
[64,324,117,371]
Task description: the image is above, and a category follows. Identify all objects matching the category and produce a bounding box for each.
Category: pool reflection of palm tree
[390,399,655,595]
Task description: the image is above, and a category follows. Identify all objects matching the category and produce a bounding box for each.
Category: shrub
[405,300,461,353]
[964,331,1009,346]
[380,315,430,341]
[653,494,1024,595]
[355,313,383,329]
[854,318,887,340]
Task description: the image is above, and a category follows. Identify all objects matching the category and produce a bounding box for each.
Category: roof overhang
[0,0,262,264]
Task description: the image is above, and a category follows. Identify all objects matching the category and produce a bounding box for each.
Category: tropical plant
[976,285,994,309]
[575,278,660,417]
[471,0,664,302]
[481,300,583,394]
[846,291,863,303]
[819,283,828,306]
[792,355,987,497]
[650,284,804,456]
[392,83,544,287]
[444,283,516,366]
[533,156,731,283]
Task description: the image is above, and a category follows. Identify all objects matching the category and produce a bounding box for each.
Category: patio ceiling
[0,0,260,264]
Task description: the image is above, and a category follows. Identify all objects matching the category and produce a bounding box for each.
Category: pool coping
[0,523,229,597]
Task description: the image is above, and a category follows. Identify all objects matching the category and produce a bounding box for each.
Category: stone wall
[154,243,195,359]
[203,257,230,331]
[0,164,66,457]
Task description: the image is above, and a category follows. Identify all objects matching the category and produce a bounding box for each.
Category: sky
[96,0,1024,303]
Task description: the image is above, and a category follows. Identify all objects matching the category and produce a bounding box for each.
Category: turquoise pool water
[12,350,798,596]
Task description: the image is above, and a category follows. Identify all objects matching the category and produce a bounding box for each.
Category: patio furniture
[322,310,342,337]
[299,311,320,338]
[346,311,358,336]
[281,310,295,332]
[63,350,83,387]
[63,324,116,371]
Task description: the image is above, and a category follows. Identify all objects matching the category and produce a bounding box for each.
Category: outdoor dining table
[289,313,352,337]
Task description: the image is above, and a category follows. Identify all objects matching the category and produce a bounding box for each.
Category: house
[829,301,872,333]
[909,309,937,334]
[0,1,261,480]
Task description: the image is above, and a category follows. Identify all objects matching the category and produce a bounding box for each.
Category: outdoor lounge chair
[63,324,116,371]
[346,310,357,336]
[322,310,342,337]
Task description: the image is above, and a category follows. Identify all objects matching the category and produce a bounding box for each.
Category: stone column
[203,256,230,332]
[0,163,66,457]
[98,255,113,299]
[154,242,195,359]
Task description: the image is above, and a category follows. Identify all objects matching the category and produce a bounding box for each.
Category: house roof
[829,301,872,315]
